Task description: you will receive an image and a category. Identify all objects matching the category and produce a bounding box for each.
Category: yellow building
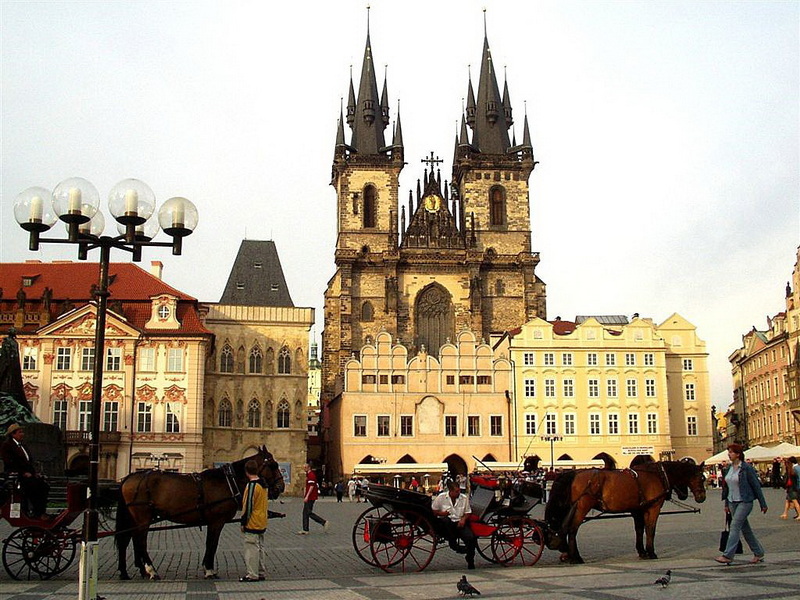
[503,313,713,467]
[328,330,512,482]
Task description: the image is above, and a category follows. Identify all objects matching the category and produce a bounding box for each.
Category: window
[139,347,156,371]
[56,347,72,371]
[544,353,555,366]
[685,383,696,401]
[53,400,67,431]
[166,404,181,433]
[647,413,658,434]
[625,353,635,366]
[249,347,263,374]
[361,301,374,322]
[545,379,555,397]
[562,353,573,366]
[391,374,405,384]
[220,345,234,373]
[136,402,153,432]
[644,353,654,366]
[467,415,480,436]
[377,415,390,437]
[589,413,601,435]
[523,352,535,366]
[106,347,122,371]
[563,379,574,397]
[277,400,290,428]
[362,374,376,384]
[363,185,377,228]
[608,413,619,435]
[400,415,413,436]
[445,415,458,436]
[446,375,455,385]
[525,413,537,435]
[524,378,536,398]
[545,413,557,435]
[81,347,95,371]
[353,415,367,436]
[218,399,232,427]
[459,375,475,385]
[489,187,505,226]
[494,280,505,296]
[103,401,119,432]
[587,353,598,366]
[158,305,170,319]
[607,379,618,397]
[564,414,576,436]
[626,379,638,397]
[683,359,694,371]
[167,348,183,372]
[247,399,261,428]
[645,379,656,397]
[628,413,639,434]
[379,375,389,385]
[22,347,37,370]
[605,353,616,366]
[477,375,492,385]
[78,400,92,431]
[687,415,698,436]
[278,346,291,374]
[588,379,599,397]
[490,415,503,436]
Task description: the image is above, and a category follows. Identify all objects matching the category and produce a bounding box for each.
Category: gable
[37,303,140,339]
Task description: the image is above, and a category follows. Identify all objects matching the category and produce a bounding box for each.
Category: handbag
[718,512,743,554]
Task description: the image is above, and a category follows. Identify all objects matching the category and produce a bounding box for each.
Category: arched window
[363,185,377,229]
[247,398,261,428]
[220,344,234,373]
[278,346,291,374]
[218,398,232,427]
[361,301,374,322]
[414,284,455,357]
[276,400,290,428]
[249,346,263,374]
[489,186,505,226]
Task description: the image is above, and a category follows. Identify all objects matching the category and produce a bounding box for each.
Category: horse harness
[579,465,672,513]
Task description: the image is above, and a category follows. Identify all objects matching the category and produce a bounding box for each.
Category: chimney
[150,261,163,280]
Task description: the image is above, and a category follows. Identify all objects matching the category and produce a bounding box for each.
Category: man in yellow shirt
[240,459,268,582]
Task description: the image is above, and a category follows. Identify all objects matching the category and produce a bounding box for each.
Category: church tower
[323,17,546,406]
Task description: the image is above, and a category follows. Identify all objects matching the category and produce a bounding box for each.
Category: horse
[543,461,706,563]
[114,445,284,580]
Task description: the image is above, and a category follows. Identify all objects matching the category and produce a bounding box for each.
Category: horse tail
[545,470,578,531]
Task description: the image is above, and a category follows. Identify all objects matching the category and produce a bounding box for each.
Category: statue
[16,288,26,310]
[0,328,35,417]
[41,287,53,311]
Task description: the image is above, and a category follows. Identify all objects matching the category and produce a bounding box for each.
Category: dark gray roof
[219,240,294,307]
[575,315,630,325]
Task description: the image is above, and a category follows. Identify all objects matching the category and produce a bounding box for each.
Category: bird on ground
[457,575,481,597]
[653,569,672,588]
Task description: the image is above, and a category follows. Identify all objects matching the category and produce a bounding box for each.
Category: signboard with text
[621,446,655,455]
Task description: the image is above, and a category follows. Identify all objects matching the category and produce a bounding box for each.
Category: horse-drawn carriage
[352,472,547,572]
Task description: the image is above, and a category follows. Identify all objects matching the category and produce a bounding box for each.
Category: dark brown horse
[544,461,706,563]
[115,445,284,579]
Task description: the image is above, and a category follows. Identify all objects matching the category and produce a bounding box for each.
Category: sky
[1,1,798,410]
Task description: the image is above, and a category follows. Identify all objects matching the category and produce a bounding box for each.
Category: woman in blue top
[716,443,768,564]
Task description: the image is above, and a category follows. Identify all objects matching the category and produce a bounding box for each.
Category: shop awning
[353,462,449,475]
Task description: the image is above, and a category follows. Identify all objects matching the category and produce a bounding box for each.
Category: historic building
[201,240,314,495]
[786,246,800,439]
[322,23,547,463]
[0,260,212,478]
[503,314,714,467]
[327,330,512,482]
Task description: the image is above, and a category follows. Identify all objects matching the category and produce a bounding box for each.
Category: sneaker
[239,576,258,582]
[323,521,330,533]
[296,530,309,535]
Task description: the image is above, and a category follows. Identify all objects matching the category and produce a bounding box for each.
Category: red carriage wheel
[491,516,545,566]
[351,506,391,566]
[369,510,437,573]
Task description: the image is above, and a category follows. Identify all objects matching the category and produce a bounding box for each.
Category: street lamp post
[14,177,198,600]
[541,434,563,470]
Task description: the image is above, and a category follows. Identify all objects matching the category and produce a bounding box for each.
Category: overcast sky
[1,1,798,410]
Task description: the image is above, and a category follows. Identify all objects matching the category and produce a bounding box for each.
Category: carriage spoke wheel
[352,506,392,566]
[476,514,501,564]
[369,510,436,573]
[491,516,545,567]
[2,526,76,580]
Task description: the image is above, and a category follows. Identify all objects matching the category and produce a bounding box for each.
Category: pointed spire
[502,67,513,129]
[350,17,387,155]
[392,101,404,147]
[380,66,390,127]
[470,14,511,154]
[522,101,532,148]
[465,68,476,128]
[334,99,346,157]
[346,67,356,126]
[459,114,470,145]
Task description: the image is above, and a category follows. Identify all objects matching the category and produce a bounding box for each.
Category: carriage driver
[432,480,477,569]
[0,424,50,519]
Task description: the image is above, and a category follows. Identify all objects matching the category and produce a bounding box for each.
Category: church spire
[348,14,388,155]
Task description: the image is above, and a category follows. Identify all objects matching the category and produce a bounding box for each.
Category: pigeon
[457,575,481,597]
[653,569,672,588]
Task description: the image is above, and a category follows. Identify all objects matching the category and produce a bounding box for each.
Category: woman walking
[779,456,800,520]
[716,443,768,565]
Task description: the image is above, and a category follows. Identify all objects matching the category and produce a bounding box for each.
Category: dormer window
[236,282,245,290]
[23,277,34,287]
[254,261,263,269]
[271,284,279,292]
[158,305,170,320]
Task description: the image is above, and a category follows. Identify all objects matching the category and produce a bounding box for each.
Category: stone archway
[593,452,617,470]
[443,454,468,476]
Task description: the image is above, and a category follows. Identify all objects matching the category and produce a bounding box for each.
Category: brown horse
[115,445,284,579]
[544,461,706,563]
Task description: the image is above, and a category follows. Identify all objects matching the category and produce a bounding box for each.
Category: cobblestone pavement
[1,488,799,599]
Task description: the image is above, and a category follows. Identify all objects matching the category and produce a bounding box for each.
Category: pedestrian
[410,476,419,492]
[715,443,768,565]
[432,480,476,570]
[297,461,329,534]
[239,459,267,582]
[0,424,50,519]
[771,458,783,489]
[779,456,800,520]
[335,480,344,502]
[347,478,357,502]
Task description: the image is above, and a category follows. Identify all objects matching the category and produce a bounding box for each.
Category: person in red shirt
[297,461,329,534]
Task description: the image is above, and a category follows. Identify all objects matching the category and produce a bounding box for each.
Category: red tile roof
[551,319,577,335]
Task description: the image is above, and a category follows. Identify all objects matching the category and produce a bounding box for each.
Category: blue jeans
[723,501,764,559]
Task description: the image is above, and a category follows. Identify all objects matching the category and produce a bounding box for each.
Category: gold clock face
[423,194,441,213]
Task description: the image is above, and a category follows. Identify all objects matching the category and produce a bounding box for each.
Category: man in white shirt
[432,480,476,569]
